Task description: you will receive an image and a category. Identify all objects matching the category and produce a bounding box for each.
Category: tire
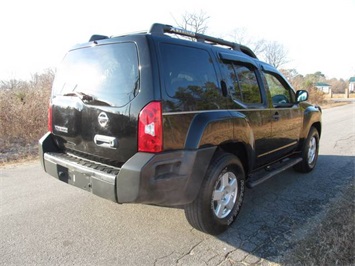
[184,152,245,235]
[294,126,319,173]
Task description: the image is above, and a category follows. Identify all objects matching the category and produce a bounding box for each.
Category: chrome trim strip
[257,141,298,158]
[163,109,261,116]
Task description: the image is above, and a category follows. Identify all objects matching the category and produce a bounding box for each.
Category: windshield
[52,42,139,107]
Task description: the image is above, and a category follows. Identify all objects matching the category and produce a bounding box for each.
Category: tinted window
[264,72,292,106]
[161,43,221,111]
[52,42,139,107]
[223,62,261,105]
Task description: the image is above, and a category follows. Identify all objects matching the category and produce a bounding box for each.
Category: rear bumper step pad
[44,152,119,202]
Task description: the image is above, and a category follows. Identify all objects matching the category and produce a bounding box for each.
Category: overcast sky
[0,0,354,81]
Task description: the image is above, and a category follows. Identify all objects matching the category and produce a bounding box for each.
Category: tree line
[176,10,353,95]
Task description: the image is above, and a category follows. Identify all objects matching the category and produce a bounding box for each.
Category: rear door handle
[94,135,118,149]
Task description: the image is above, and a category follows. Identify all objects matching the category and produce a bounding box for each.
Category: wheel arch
[312,121,321,138]
[296,105,322,152]
[218,142,252,177]
[302,105,322,139]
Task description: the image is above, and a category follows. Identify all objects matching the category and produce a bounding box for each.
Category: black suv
[40,23,322,235]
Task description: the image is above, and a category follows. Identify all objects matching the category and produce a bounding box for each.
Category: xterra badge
[54,125,68,133]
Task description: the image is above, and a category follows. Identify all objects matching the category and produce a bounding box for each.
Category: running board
[246,157,302,188]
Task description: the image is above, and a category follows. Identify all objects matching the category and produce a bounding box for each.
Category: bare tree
[229,28,266,57]
[29,68,55,90]
[0,79,27,91]
[328,78,347,93]
[280,69,304,90]
[175,10,210,34]
[252,39,267,56]
[280,68,298,81]
[262,41,289,69]
[229,28,249,45]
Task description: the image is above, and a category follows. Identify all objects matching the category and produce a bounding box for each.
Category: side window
[223,62,262,105]
[234,65,261,104]
[160,43,222,111]
[264,72,292,106]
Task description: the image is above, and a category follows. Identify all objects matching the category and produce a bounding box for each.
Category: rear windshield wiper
[63,91,93,102]
[63,91,112,106]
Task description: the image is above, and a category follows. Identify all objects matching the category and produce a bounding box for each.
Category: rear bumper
[39,132,215,206]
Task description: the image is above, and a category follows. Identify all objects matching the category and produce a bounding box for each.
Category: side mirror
[296,90,308,102]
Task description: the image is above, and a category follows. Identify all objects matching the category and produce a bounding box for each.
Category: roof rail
[148,23,257,59]
[89,34,109,42]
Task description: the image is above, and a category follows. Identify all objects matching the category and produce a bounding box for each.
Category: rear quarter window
[160,43,222,111]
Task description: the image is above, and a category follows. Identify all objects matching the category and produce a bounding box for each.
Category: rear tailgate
[50,41,140,164]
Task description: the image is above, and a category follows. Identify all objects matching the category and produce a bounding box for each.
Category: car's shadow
[216,154,354,262]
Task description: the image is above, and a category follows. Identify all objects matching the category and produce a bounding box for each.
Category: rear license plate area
[68,170,92,192]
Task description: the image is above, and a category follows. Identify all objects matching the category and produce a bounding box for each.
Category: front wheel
[184,153,245,235]
[294,126,320,173]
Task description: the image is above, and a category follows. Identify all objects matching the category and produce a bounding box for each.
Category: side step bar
[246,157,302,188]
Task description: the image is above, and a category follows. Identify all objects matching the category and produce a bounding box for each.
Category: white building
[315,82,331,94]
[349,77,355,93]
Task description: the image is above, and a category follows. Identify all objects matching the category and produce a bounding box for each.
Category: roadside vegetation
[0,69,53,164]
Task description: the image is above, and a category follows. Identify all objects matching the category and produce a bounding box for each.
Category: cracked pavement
[1,102,354,265]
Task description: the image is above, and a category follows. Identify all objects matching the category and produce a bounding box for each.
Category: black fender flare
[298,105,322,150]
[184,110,254,171]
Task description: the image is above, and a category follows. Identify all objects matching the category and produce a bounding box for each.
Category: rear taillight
[138,101,163,153]
[48,102,53,132]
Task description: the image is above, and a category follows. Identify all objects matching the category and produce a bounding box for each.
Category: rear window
[52,42,139,107]
[160,43,221,111]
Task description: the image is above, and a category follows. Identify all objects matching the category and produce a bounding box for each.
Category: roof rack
[89,34,109,42]
[148,23,257,59]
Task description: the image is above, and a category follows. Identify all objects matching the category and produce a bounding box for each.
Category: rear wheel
[184,153,245,235]
[294,126,319,173]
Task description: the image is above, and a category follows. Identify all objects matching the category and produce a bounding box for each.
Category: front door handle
[273,112,280,121]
